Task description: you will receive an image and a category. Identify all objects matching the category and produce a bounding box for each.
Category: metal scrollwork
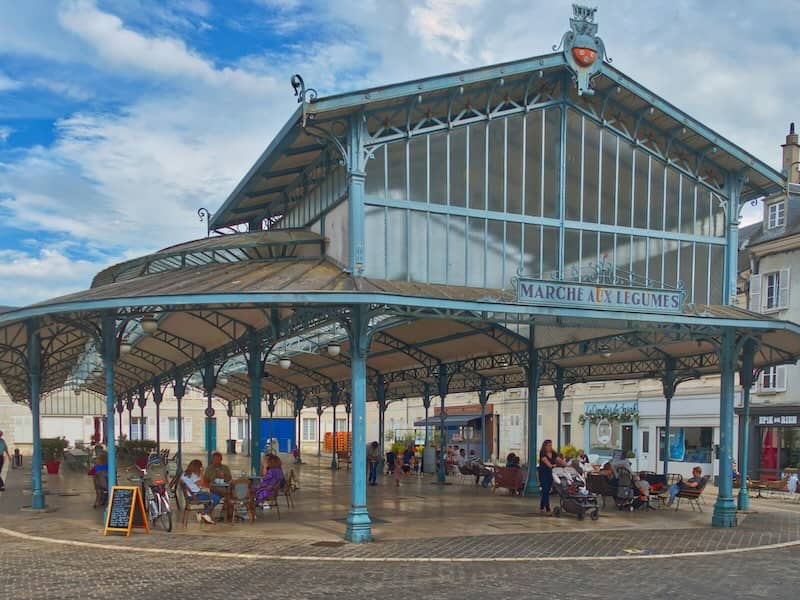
[198,207,212,237]
[291,74,318,104]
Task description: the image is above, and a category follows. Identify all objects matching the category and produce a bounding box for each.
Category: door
[205,417,217,453]
[621,424,633,455]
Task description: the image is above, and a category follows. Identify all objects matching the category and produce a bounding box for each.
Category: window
[758,366,787,393]
[562,412,571,446]
[302,418,317,441]
[642,430,650,454]
[750,269,790,312]
[767,201,785,229]
[658,427,713,463]
[167,417,192,442]
[335,418,347,432]
[131,417,147,441]
[236,418,248,440]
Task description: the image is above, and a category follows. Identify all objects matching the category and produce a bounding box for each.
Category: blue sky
[0,0,798,306]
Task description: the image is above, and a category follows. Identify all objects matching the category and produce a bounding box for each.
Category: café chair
[228,479,255,525]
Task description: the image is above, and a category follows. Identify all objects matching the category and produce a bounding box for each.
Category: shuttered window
[750,269,790,312]
[758,366,787,393]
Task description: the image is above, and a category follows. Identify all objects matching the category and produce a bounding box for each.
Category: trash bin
[226,439,237,455]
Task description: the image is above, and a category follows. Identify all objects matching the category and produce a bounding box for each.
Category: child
[393,459,403,486]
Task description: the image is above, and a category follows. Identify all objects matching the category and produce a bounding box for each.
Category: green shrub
[41,437,69,462]
[560,444,578,459]
[118,440,157,459]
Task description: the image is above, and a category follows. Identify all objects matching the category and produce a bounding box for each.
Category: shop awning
[414,414,482,427]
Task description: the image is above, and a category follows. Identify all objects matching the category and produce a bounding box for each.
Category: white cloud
[0,72,21,92]
[0,127,11,143]
[0,248,101,306]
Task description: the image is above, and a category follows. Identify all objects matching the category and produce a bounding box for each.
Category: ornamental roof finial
[554,4,610,96]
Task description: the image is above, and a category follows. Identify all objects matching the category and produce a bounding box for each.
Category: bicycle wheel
[155,495,172,532]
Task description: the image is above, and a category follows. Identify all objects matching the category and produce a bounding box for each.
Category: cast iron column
[662,357,677,477]
[713,328,738,528]
[201,361,217,467]
[737,339,756,511]
[422,383,431,472]
[101,315,118,489]
[267,393,276,453]
[152,380,163,455]
[316,398,324,458]
[126,393,134,440]
[246,331,263,473]
[525,328,541,496]
[437,363,449,483]
[294,390,304,463]
[173,373,186,472]
[137,386,146,441]
[345,304,371,543]
[376,374,386,468]
[27,319,45,509]
[330,383,339,469]
[554,366,565,451]
[478,376,489,463]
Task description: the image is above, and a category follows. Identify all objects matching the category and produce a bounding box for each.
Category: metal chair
[179,481,213,527]
[228,479,255,525]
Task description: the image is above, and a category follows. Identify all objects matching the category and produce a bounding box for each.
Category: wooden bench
[492,466,525,496]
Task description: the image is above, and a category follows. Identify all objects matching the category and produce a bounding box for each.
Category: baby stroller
[551,466,600,521]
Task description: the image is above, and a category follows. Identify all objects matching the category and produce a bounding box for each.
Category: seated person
[456,448,467,467]
[732,461,740,479]
[254,454,284,508]
[402,445,415,474]
[180,459,220,524]
[505,452,520,468]
[205,451,232,483]
[91,452,109,508]
[667,466,704,506]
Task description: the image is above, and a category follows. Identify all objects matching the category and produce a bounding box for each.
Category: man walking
[367,441,380,486]
[0,431,11,491]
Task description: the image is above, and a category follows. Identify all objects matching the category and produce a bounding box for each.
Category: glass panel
[364,205,386,278]
[447,215,467,285]
[600,131,616,225]
[564,229,580,278]
[486,220,505,288]
[468,123,486,210]
[679,241,693,301]
[681,178,695,234]
[506,220,523,275]
[658,427,713,463]
[665,168,680,232]
[650,161,665,230]
[709,244,725,304]
[633,151,649,228]
[450,128,467,207]
[525,110,543,217]
[582,230,598,271]
[507,114,523,215]
[523,223,541,278]
[694,243,710,304]
[565,109,582,221]
[712,193,725,237]
[408,210,428,282]
[759,427,779,479]
[430,134,446,205]
[780,428,800,471]
[365,145,385,199]
[487,119,505,212]
[631,235,648,282]
[467,217,485,287]
[542,226,559,278]
[648,238,663,287]
[408,136,427,204]
[663,239,679,289]
[543,108,561,218]
[599,232,614,267]
[429,213,448,283]
[583,118,600,223]
[615,234,631,276]
[618,139,633,227]
[387,141,406,201]
[386,208,408,280]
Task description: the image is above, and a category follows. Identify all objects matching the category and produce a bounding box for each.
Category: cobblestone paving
[2,533,798,600]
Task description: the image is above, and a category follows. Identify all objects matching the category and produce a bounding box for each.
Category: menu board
[103,486,150,536]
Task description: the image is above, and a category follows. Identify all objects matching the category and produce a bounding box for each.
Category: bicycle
[127,465,173,532]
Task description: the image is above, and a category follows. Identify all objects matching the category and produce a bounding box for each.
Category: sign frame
[103,485,150,537]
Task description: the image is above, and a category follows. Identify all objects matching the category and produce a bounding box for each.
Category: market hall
[0,5,799,542]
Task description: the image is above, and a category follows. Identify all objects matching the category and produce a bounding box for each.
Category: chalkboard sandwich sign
[103,486,150,536]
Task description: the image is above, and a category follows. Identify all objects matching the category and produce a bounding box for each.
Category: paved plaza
[0,454,798,598]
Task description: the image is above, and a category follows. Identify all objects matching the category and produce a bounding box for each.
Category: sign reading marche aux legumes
[516,279,685,314]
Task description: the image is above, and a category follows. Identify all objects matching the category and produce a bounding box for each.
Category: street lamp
[327,342,341,357]
[279,358,292,370]
[140,315,159,335]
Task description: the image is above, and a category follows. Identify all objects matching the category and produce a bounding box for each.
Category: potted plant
[41,437,69,474]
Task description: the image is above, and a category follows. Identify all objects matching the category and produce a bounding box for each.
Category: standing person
[0,431,10,491]
[367,441,380,486]
[538,439,559,514]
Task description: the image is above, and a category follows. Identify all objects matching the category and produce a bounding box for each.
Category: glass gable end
[363,104,727,305]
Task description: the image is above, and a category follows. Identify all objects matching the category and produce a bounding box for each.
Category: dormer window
[767,201,785,229]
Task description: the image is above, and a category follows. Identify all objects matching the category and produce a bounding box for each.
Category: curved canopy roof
[0,230,798,410]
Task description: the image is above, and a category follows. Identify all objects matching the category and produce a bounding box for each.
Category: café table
[209,480,233,522]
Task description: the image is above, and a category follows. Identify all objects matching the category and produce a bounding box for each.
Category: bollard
[12,448,22,468]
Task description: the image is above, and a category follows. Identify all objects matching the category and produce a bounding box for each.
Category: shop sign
[516,279,684,314]
[596,419,612,444]
[758,415,798,426]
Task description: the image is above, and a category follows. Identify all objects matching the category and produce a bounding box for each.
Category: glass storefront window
[589,420,618,454]
[757,426,800,480]
[658,427,713,463]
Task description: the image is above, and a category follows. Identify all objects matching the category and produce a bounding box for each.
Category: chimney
[783,122,800,184]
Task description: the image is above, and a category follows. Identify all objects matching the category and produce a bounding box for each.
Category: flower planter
[45,460,61,475]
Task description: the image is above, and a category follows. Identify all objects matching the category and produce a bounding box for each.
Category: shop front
[739,407,800,480]
[580,401,638,465]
